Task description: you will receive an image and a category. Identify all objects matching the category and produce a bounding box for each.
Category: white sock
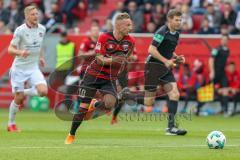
[8,100,20,125]
[24,87,38,96]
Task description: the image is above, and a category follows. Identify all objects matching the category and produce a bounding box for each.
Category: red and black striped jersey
[87,32,135,80]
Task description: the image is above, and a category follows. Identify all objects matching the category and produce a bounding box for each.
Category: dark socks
[129,92,144,105]
[196,102,204,115]
[70,107,88,135]
[113,101,124,117]
[221,96,229,113]
[167,100,178,128]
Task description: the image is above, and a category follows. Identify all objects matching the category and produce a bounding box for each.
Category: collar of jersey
[25,23,38,29]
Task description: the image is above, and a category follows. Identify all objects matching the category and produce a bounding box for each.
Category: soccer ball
[206,131,226,149]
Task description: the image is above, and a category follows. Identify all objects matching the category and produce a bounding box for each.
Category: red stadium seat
[192,15,204,33]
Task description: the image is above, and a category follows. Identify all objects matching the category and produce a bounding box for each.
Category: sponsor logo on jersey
[122,44,129,51]
[95,42,101,50]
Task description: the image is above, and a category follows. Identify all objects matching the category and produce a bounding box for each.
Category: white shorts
[10,67,47,93]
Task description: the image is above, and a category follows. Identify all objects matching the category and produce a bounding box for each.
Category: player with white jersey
[7,5,48,132]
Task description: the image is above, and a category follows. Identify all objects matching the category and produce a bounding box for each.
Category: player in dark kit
[65,13,135,144]
[144,9,187,135]
[209,34,230,116]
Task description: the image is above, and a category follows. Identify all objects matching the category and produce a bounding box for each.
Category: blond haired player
[7,5,47,132]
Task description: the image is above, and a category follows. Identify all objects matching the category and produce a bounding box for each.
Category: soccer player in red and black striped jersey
[78,25,100,78]
[65,13,135,144]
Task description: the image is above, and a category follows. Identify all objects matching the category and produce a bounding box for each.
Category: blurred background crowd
[1,0,240,34]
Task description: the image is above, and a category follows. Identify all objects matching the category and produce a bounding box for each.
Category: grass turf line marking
[0,144,239,149]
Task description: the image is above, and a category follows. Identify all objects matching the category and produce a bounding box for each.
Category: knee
[144,97,155,106]
[14,93,24,104]
[169,91,180,100]
[104,99,116,109]
[38,88,48,97]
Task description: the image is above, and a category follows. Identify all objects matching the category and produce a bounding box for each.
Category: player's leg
[144,90,156,106]
[95,93,117,110]
[111,71,128,124]
[65,75,97,144]
[233,91,240,115]
[143,62,161,107]
[218,77,229,116]
[117,62,162,106]
[8,69,26,132]
[165,82,180,128]
[66,90,117,144]
[111,102,123,124]
[26,69,48,97]
[195,102,205,116]
[8,92,24,132]
[65,100,91,144]
[91,79,118,117]
[164,82,187,135]
[36,84,48,96]
[65,93,93,144]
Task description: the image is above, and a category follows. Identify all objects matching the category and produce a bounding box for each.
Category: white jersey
[10,23,46,70]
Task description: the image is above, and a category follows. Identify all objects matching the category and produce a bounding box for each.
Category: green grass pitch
[0,109,239,160]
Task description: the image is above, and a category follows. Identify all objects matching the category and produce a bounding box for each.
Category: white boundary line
[130,33,240,39]
[0,144,239,149]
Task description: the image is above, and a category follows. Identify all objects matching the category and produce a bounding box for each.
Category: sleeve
[43,26,46,35]
[95,34,107,55]
[211,48,218,57]
[10,28,21,47]
[130,37,136,54]
[151,29,165,47]
[237,72,240,88]
[79,39,89,52]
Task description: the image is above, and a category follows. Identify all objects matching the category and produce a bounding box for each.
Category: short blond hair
[167,9,182,19]
[115,12,131,22]
[24,5,38,17]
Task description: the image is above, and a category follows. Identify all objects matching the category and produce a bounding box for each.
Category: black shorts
[144,62,176,92]
[214,74,228,88]
[78,74,117,103]
[62,72,85,95]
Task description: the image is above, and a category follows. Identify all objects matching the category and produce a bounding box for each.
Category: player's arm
[209,49,217,81]
[208,57,215,81]
[8,28,29,58]
[173,52,185,64]
[96,54,126,66]
[95,33,126,66]
[78,50,96,58]
[127,40,137,62]
[78,49,95,58]
[149,31,175,68]
[96,54,113,65]
[39,47,46,67]
[8,45,29,58]
[128,52,137,62]
[148,45,174,68]
[78,41,96,58]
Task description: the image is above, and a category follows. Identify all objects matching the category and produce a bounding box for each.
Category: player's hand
[128,54,137,62]
[112,55,128,64]
[88,50,96,56]
[164,59,176,69]
[19,50,30,58]
[39,58,46,67]
[209,71,215,81]
[173,55,185,64]
[176,55,185,64]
